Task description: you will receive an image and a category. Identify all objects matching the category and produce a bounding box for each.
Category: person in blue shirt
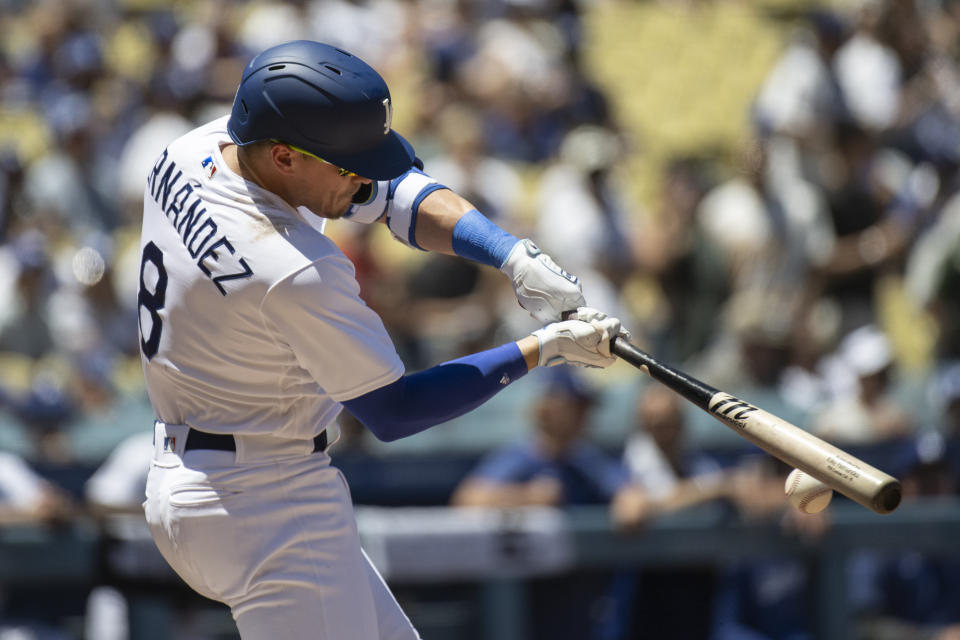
[451,365,629,508]
[451,365,629,640]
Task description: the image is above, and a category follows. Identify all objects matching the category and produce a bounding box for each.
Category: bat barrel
[707,391,902,514]
[611,338,902,515]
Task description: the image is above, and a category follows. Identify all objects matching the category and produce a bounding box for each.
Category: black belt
[184,428,327,453]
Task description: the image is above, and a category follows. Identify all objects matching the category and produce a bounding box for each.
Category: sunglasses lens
[280,142,357,177]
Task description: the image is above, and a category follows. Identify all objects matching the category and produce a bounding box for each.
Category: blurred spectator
[236,0,312,54]
[115,98,193,220]
[451,365,628,508]
[61,355,154,465]
[710,556,815,640]
[906,188,960,361]
[421,103,525,223]
[635,155,728,363]
[0,229,56,359]
[933,362,960,438]
[535,124,637,324]
[851,431,960,640]
[7,372,75,463]
[833,1,903,133]
[0,450,75,639]
[305,0,410,70]
[612,384,727,528]
[84,430,152,518]
[697,136,834,311]
[709,454,830,640]
[811,119,921,334]
[451,365,628,640]
[46,233,139,362]
[810,324,915,445]
[0,450,73,527]
[601,384,729,640]
[452,0,596,163]
[753,9,848,142]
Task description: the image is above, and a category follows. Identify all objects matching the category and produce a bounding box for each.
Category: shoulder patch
[201,155,217,180]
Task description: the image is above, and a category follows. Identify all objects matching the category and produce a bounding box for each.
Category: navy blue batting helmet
[227,40,415,180]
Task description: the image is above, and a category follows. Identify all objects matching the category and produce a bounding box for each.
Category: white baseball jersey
[138,116,404,440]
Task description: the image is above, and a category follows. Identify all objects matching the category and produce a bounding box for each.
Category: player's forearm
[342,341,534,442]
[419,190,524,271]
[517,335,540,370]
[412,189,478,255]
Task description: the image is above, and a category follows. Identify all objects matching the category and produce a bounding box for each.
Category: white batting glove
[500,239,585,324]
[574,306,632,342]
[532,308,623,368]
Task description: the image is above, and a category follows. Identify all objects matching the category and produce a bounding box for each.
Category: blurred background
[0,0,960,638]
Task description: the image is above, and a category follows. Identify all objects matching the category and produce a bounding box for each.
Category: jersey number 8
[138,241,167,360]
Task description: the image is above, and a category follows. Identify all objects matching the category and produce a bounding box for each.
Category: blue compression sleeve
[342,342,529,442]
[451,209,519,268]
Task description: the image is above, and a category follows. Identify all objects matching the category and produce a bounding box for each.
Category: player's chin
[315,202,351,220]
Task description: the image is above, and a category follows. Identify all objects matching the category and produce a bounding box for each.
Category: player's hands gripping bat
[501,239,585,323]
[533,307,624,368]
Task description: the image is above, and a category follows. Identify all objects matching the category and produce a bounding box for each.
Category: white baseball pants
[144,422,420,640]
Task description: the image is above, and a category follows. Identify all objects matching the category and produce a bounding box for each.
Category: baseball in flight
[784,468,834,514]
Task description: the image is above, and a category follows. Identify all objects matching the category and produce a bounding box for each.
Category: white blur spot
[72,246,106,286]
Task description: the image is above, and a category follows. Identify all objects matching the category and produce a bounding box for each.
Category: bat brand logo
[709,394,758,428]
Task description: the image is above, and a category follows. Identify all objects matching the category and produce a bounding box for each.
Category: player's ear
[270,143,298,174]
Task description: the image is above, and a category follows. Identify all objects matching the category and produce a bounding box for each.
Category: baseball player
[140,40,623,640]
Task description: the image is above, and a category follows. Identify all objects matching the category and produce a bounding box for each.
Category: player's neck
[222,143,298,209]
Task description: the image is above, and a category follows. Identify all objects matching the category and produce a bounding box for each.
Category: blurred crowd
[0,0,960,638]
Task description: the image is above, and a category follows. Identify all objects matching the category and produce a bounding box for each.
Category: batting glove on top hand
[532,307,625,368]
[500,239,586,324]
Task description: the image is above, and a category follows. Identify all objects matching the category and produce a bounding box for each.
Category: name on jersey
[148,150,253,295]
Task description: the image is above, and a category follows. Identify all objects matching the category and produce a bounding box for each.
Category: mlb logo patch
[201,156,217,179]
[163,436,176,452]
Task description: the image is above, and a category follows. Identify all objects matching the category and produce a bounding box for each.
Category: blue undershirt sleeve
[342,342,529,442]
[451,209,519,268]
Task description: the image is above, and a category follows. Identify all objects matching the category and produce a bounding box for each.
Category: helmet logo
[382,98,392,135]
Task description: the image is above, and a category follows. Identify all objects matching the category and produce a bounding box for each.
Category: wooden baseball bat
[611,338,902,514]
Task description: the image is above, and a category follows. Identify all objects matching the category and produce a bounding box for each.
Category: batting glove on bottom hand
[532,307,625,368]
[500,239,586,324]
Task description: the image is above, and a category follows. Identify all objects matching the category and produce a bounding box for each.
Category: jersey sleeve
[342,180,389,224]
[260,254,404,401]
[343,168,447,248]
